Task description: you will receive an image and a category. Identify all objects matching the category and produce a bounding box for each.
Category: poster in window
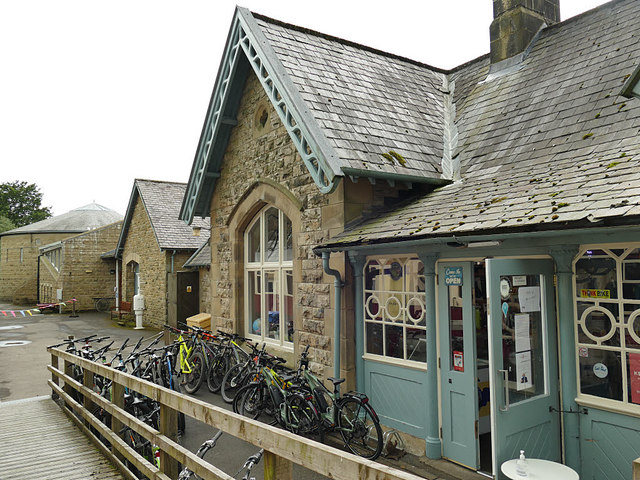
[453,351,464,372]
[516,351,532,391]
[630,353,640,405]
[519,286,541,313]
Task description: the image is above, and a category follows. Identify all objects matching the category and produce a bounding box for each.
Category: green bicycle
[297,345,383,460]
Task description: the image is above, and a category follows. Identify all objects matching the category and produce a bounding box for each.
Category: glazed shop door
[439,262,479,469]
[486,259,561,478]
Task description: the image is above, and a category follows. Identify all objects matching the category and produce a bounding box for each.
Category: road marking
[0,340,32,347]
[0,325,24,330]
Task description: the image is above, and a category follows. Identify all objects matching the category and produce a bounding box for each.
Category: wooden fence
[47,347,424,480]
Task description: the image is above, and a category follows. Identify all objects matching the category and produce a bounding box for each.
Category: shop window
[575,247,640,408]
[364,256,426,364]
[245,206,293,346]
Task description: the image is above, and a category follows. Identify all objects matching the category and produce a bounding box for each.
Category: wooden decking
[0,396,123,480]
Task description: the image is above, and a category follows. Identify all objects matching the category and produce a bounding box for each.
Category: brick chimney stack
[490,0,560,64]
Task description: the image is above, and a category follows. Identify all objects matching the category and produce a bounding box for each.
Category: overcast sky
[1,0,610,217]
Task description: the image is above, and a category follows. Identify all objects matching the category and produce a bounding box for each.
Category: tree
[0,181,52,228]
[0,215,15,233]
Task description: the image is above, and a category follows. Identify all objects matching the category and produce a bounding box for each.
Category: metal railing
[48,347,423,480]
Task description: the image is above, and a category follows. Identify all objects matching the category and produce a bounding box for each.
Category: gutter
[322,252,344,379]
[313,221,640,255]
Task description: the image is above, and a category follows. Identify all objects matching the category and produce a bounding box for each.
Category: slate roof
[323,0,640,248]
[183,239,211,268]
[0,203,122,237]
[118,179,210,254]
[256,15,448,180]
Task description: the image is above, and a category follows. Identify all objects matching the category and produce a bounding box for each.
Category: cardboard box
[186,313,211,330]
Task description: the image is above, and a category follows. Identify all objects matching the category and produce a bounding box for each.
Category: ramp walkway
[0,396,123,480]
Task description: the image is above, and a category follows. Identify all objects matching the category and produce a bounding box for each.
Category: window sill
[576,395,640,419]
[362,354,428,372]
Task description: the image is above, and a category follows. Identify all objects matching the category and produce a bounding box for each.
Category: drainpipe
[322,252,344,380]
[171,250,176,273]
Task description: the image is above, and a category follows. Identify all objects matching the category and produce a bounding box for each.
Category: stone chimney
[490,0,560,64]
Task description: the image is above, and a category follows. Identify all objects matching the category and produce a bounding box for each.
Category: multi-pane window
[364,256,426,364]
[245,206,293,346]
[574,247,640,410]
[44,248,62,271]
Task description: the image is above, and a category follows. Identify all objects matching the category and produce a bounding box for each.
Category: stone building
[116,179,209,328]
[38,221,123,311]
[179,1,640,479]
[0,203,123,305]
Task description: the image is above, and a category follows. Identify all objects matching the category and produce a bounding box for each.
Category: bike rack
[382,429,406,459]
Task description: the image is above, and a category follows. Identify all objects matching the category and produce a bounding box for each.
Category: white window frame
[363,255,427,368]
[573,244,640,416]
[244,206,293,348]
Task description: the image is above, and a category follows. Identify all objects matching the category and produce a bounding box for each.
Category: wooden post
[51,352,59,400]
[111,380,126,461]
[159,403,180,478]
[63,359,75,409]
[633,457,640,480]
[83,368,95,427]
[263,451,292,480]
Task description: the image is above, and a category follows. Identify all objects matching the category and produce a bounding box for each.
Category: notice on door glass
[514,314,531,352]
[519,286,541,312]
[630,353,640,404]
[516,351,533,391]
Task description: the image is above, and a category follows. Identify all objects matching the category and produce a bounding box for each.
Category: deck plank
[0,396,124,480]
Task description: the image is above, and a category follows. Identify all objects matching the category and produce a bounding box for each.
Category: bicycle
[296,345,383,460]
[234,355,320,437]
[220,341,265,403]
[205,330,251,394]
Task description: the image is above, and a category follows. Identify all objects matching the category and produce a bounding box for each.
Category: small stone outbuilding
[116,179,210,328]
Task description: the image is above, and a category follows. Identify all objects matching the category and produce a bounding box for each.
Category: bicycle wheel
[206,354,228,393]
[96,297,111,313]
[221,362,250,403]
[337,397,383,460]
[286,393,322,437]
[235,383,272,421]
[183,351,205,394]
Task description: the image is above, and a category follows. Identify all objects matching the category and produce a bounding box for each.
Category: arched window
[244,206,293,346]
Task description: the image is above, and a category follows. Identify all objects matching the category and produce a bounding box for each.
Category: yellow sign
[580,289,610,299]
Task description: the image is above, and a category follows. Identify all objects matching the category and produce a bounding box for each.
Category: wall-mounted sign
[580,289,610,299]
[445,267,463,286]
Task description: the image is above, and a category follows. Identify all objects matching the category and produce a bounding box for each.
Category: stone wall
[204,69,403,384]
[38,222,122,311]
[121,196,168,328]
[0,232,72,304]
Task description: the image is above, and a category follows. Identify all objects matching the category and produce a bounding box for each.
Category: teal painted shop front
[340,229,640,479]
